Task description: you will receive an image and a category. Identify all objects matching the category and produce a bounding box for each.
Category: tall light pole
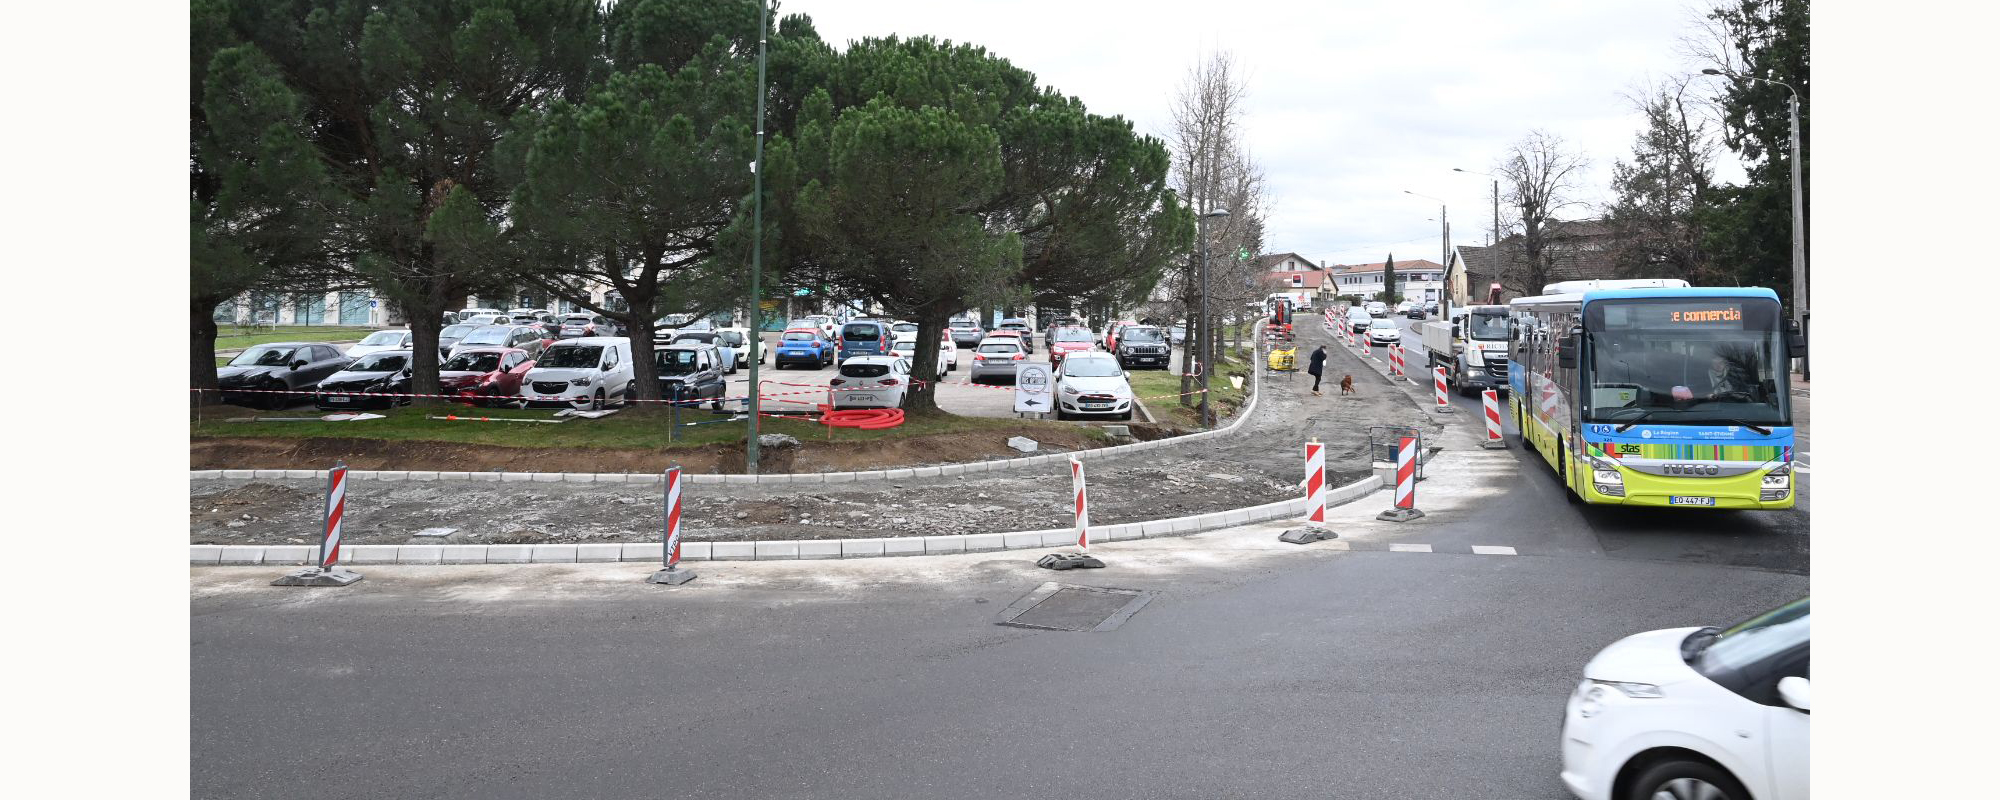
[745,0,770,474]
[1703,67,1806,381]
[1404,190,1450,320]
[1196,208,1229,428]
[1451,168,1501,248]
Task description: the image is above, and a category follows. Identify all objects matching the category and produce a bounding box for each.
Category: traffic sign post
[1014,364,1051,416]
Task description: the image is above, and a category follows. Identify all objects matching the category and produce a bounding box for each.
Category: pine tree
[1382,254,1397,303]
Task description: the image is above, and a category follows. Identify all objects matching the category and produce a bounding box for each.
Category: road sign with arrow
[1015,364,1051,414]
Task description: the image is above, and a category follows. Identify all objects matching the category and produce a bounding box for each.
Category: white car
[520,337,635,410]
[1053,352,1135,421]
[345,329,412,358]
[716,327,754,372]
[1560,597,1809,800]
[1367,318,1400,345]
[828,355,910,409]
[1365,301,1388,317]
[888,339,955,378]
[890,320,921,344]
[939,337,958,371]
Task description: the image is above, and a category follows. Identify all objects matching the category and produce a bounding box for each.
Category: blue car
[774,328,833,369]
[836,320,893,364]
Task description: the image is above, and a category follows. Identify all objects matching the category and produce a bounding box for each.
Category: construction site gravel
[190,322,1439,547]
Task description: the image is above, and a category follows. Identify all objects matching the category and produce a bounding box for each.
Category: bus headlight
[1762,463,1792,488]
[1589,456,1624,497]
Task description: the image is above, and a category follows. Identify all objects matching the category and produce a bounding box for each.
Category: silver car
[968,337,1027,384]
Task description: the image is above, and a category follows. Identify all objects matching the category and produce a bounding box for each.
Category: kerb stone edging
[191,473,1382,566]
[190,334,1267,487]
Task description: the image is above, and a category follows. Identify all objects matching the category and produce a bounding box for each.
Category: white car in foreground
[521,337,634,410]
[1367,318,1400,345]
[345,329,412,359]
[1561,597,1809,800]
[1052,352,1135,421]
[828,355,910,409]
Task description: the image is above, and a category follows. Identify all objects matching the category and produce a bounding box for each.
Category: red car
[439,347,536,407]
[1048,326,1096,365]
[1104,319,1137,352]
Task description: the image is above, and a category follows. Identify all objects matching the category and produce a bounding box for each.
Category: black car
[655,344,729,410]
[216,342,351,409]
[1114,325,1171,369]
[315,350,416,410]
[437,322,481,357]
[1405,307,1427,320]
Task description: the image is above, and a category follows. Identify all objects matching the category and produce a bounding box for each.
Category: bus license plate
[1669,496,1715,506]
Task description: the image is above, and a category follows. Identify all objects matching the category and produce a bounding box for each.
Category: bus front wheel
[1556,436,1582,505]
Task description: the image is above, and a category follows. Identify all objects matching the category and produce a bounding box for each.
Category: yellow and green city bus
[1508,280,1806,510]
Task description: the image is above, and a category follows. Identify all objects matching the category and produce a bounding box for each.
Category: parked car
[216,342,351,409]
[654,343,729,410]
[1047,326,1096,366]
[948,318,984,347]
[1103,319,1137,352]
[889,339,951,379]
[345,329,413,359]
[1347,308,1373,334]
[557,313,615,339]
[968,337,1028,384]
[836,319,893,363]
[890,320,921,344]
[939,336,958,371]
[1043,316,1082,347]
[1114,325,1171,369]
[314,350,415,410]
[717,327,756,370]
[802,314,838,341]
[438,347,535,407]
[773,328,834,369]
[521,337,634,410]
[459,312,508,326]
[1052,353,1134,421]
[828,355,912,409]
[1560,597,1809,800]
[436,323,481,357]
[460,307,504,320]
[997,318,1035,353]
[1368,318,1401,346]
[450,324,548,360]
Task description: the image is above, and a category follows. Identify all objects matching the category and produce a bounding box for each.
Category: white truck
[1420,304,1512,397]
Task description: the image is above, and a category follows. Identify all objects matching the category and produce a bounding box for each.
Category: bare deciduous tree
[1496,130,1588,295]
[1604,76,1723,283]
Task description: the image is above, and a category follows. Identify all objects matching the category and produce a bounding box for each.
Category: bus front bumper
[1581,465,1796,510]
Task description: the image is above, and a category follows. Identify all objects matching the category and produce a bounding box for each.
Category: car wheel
[1054,409,1067,421]
[1118,410,1132,421]
[1624,759,1749,800]
[591,389,606,411]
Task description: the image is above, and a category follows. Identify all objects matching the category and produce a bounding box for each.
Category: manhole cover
[997,582,1154,632]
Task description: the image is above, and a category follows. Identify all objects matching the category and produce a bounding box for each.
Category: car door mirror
[291,360,306,370]
[1776,676,1809,713]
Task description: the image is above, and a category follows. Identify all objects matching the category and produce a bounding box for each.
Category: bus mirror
[1784,317,1807,359]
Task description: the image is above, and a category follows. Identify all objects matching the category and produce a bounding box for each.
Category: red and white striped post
[271,461,364,586]
[1072,457,1090,552]
[1390,345,1403,377]
[1377,435,1426,521]
[1482,389,1507,449]
[648,466,696,585]
[1305,439,1326,528]
[1432,366,1454,412]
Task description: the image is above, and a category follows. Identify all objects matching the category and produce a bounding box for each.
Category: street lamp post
[1451,168,1501,248]
[1703,68,1806,381]
[1404,190,1450,321]
[745,0,771,474]
[1196,208,1229,428]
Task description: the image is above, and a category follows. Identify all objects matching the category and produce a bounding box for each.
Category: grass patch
[1127,366,1248,428]
[190,404,1099,451]
[215,326,378,350]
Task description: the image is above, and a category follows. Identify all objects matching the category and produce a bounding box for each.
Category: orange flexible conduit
[816,405,906,430]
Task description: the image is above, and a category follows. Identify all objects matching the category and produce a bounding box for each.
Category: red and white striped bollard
[1305,440,1326,527]
[648,465,696,584]
[1072,457,1090,551]
[1377,435,1426,521]
[1432,366,1453,411]
[1482,389,1507,449]
[271,461,364,586]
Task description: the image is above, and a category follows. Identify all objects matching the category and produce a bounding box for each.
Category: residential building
[1253,252,1326,273]
[1457,218,1622,303]
[1326,259,1448,303]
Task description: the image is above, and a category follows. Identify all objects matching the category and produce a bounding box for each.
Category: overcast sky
[785,0,1750,268]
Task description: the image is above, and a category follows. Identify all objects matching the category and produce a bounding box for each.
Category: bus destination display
[1601,300,1746,330]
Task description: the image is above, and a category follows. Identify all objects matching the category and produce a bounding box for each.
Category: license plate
[1669,496,1716,506]
[1083,403,1109,409]
[846,394,876,402]
[325,396,348,403]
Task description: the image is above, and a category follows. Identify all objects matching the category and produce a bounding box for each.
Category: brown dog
[1339,375,1356,395]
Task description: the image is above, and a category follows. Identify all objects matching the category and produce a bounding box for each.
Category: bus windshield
[1583,297,1790,426]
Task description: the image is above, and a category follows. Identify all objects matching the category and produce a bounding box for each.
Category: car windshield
[893,323,919,333]
[1000,320,1028,329]
[230,346,297,367]
[1063,358,1121,378]
[656,349,702,374]
[1122,328,1164,343]
[1693,597,1809,673]
[562,317,593,325]
[440,324,478,338]
[539,345,601,369]
[950,320,976,328]
[978,342,1019,354]
[442,352,501,372]
[1371,319,1396,329]
[460,326,512,346]
[1583,297,1791,426]
[345,353,408,372]
[1055,329,1093,342]
[840,362,891,378]
[358,331,404,346]
[783,331,818,342]
[892,341,916,353]
[721,332,744,346]
[1467,313,1509,340]
[841,323,881,339]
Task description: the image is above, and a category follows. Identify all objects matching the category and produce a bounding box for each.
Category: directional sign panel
[1015,364,1051,413]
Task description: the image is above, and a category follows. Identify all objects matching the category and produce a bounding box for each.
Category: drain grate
[997,582,1154,632]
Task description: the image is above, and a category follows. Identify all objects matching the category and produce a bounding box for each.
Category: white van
[521,336,634,410]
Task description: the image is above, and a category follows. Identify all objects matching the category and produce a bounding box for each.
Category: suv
[948,318,984,347]
[1047,326,1096,366]
[836,320,893,363]
[450,324,547,360]
[654,343,729,410]
[1043,316,1082,348]
[1113,325,1170,369]
[522,337,634,410]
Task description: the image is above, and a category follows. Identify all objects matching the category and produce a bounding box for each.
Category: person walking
[1307,345,1328,396]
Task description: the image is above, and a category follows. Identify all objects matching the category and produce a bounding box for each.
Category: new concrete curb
[190,339,1267,487]
[192,473,1381,566]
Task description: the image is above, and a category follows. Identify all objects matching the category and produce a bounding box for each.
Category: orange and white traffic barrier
[647,466,696,585]
[1305,440,1326,527]
[271,461,364,586]
[1072,457,1090,552]
[1482,389,1507,448]
[1389,344,1404,377]
[1432,366,1453,411]
[1376,435,1426,521]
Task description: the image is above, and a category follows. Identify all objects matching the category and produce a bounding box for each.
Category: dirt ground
[191,322,1439,546]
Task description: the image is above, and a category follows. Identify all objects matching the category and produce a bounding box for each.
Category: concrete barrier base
[270,567,363,587]
[1375,508,1426,522]
[646,567,698,585]
[1278,527,1336,544]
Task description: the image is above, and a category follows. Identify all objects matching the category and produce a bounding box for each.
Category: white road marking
[1389,543,1433,553]
[1470,545,1517,556]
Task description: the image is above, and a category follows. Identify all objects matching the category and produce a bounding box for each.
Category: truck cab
[1420,305,1511,397]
